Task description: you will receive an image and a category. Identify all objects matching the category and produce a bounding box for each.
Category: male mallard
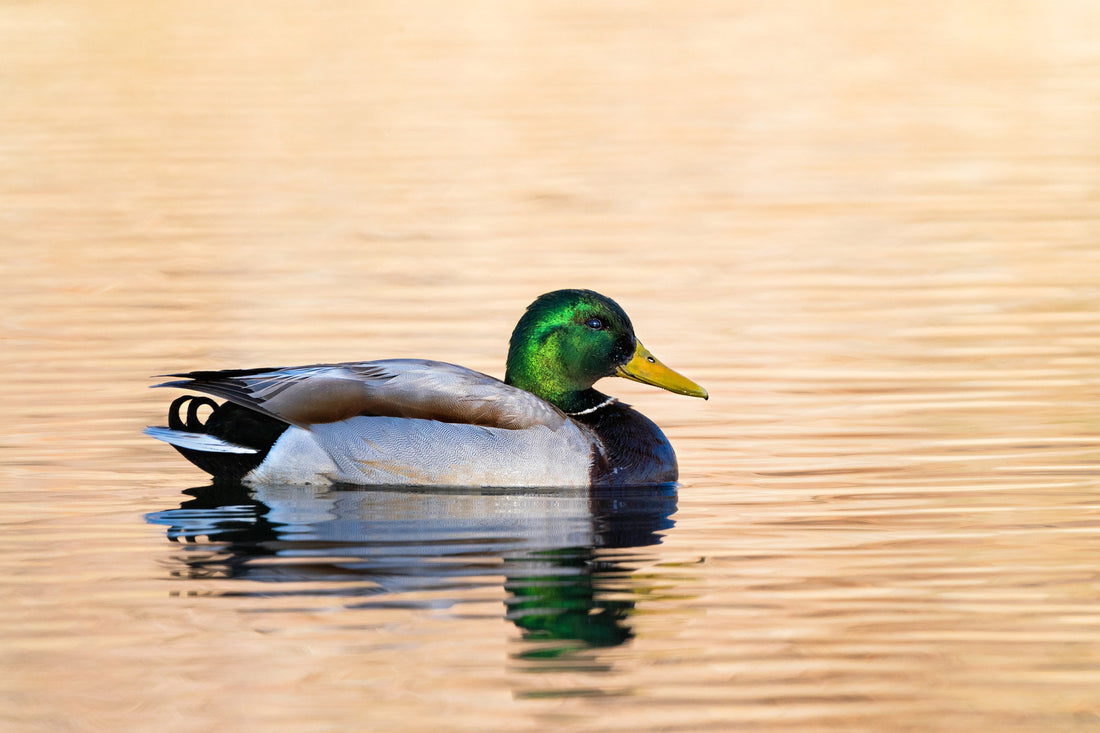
[145,289,707,487]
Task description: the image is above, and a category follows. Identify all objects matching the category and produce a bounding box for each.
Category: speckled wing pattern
[156,359,571,430]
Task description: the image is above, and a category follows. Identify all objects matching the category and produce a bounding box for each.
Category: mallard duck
[145,289,707,487]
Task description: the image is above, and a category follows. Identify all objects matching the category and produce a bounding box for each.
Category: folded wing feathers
[152,359,567,431]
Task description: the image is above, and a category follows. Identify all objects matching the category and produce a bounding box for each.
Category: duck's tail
[144,425,258,454]
[146,395,288,481]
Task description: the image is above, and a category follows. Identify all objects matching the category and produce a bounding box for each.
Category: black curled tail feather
[169,395,219,432]
[164,397,290,483]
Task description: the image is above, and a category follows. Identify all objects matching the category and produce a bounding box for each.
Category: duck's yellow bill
[615,340,708,399]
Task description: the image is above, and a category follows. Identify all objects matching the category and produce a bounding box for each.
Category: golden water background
[4,2,1100,730]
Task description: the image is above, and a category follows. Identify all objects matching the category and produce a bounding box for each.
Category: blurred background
[3,2,1100,731]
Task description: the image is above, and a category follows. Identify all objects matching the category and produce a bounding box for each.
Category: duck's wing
[155,359,568,430]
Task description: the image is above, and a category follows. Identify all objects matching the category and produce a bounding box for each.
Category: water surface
[4,2,1100,731]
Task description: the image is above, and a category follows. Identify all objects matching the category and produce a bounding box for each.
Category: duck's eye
[585,317,604,330]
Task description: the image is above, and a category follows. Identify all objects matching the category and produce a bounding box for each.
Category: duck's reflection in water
[147,483,677,657]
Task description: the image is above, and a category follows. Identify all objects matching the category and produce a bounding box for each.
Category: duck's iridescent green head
[504,289,707,413]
